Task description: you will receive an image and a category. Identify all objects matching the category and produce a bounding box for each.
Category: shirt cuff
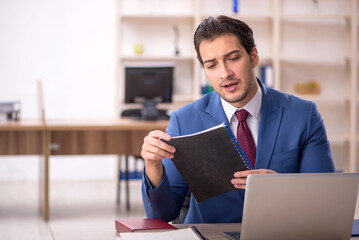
[144,170,154,190]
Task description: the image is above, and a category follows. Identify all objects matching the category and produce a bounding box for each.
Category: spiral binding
[223,122,253,170]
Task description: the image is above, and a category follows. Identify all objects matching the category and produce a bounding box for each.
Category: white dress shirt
[220,82,262,146]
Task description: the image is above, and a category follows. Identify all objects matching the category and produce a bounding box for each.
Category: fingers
[231,170,252,189]
[231,177,247,189]
[141,130,176,188]
[141,130,176,163]
[231,169,278,189]
[233,169,255,178]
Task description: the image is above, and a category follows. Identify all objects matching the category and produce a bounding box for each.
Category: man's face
[199,34,259,108]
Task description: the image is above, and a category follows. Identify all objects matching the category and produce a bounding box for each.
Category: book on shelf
[162,122,252,202]
[200,68,214,95]
[115,218,177,233]
[260,64,274,88]
[352,219,359,236]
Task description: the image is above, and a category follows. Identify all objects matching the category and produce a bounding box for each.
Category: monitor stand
[141,99,170,121]
[141,99,160,120]
[121,99,169,121]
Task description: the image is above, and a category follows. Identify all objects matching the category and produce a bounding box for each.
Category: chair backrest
[171,190,191,224]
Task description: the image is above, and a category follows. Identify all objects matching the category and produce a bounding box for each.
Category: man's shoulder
[167,92,220,136]
[174,91,218,114]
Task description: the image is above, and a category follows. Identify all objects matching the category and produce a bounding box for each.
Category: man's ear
[250,47,259,67]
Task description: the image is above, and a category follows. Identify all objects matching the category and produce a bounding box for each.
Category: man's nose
[219,63,233,80]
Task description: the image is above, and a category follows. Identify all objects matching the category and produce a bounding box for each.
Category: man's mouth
[223,81,238,91]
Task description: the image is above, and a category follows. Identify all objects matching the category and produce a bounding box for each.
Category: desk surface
[0,119,44,130]
[45,118,169,130]
[50,223,359,240]
[0,118,169,130]
[50,223,242,240]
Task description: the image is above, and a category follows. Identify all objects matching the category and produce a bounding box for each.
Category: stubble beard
[221,77,255,104]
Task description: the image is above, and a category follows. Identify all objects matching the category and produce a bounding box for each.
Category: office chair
[117,109,169,210]
[116,155,144,211]
[171,189,191,224]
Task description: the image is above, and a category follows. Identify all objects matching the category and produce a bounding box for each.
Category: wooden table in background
[0,120,44,154]
[0,118,168,220]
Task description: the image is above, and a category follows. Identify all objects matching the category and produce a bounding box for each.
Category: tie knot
[235,109,249,122]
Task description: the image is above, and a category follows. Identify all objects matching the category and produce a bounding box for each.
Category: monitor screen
[125,65,173,104]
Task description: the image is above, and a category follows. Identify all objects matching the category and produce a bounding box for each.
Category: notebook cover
[162,122,252,202]
[115,218,177,233]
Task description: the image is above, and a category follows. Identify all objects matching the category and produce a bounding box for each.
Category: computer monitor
[124,65,174,120]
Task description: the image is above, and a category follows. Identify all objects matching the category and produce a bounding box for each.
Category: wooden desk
[0,119,168,221]
[0,120,45,155]
[50,223,242,240]
[50,223,359,240]
[47,119,168,156]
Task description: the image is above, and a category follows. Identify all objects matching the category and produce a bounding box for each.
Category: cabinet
[116,0,199,115]
[278,0,357,172]
[116,0,359,172]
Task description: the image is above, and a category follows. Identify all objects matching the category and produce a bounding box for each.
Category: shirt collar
[221,81,262,122]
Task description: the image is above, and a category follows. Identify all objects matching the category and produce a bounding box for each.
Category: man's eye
[207,64,216,69]
[228,56,239,61]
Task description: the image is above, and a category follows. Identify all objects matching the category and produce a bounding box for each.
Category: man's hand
[141,130,176,188]
[231,169,278,189]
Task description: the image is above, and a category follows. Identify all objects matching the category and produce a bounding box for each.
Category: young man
[141,15,335,223]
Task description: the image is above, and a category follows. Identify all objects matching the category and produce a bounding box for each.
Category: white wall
[0,0,117,181]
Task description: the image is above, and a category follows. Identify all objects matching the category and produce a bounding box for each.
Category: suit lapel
[199,92,228,129]
[256,82,284,169]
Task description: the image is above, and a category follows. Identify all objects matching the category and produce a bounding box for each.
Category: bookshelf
[116,0,359,172]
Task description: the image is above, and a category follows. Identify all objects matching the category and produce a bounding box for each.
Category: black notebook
[162,122,252,202]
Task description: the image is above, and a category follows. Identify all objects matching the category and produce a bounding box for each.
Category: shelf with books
[280,64,348,97]
[295,94,349,103]
[199,0,273,18]
[277,0,357,171]
[119,19,194,58]
[280,0,349,16]
[121,14,194,20]
[280,14,350,23]
[116,0,358,171]
[119,0,194,16]
[121,56,194,62]
[279,24,347,64]
[280,56,348,67]
[117,0,199,112]
[199,14,273,22]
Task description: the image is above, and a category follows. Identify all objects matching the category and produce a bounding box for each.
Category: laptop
[224,173,359,240]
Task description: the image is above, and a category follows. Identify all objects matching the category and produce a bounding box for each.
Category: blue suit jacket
[142,80,335,223]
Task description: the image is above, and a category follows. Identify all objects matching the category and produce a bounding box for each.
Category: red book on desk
[115,218,177,232]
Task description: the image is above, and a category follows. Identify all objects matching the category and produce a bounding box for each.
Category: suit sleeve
[299,102,335,172]
[141,112,189,222]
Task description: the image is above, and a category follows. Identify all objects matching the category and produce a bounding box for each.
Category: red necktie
[235,109,256,168]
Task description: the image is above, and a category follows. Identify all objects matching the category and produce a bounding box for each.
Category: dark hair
[193,15,256,65]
